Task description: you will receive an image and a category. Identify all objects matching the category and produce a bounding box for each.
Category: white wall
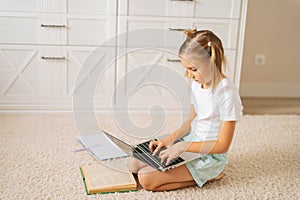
[240,0,300,97]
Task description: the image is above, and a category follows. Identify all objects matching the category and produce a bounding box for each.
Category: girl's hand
[159,142,190,166]
[149,137,174,156]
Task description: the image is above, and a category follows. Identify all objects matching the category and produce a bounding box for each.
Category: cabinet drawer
[0,14,67,45]
[192,19,239,49]
[0,14,116,46]
[41,15,117,46]
[67,16,116,46]
[0,0,66,13]
[0,0,117,14]
[118,16,191,48]
[195,0,241,19]
[120,0,193,17]
[67,0,117,15]
[119,0,241,19]
[118,16,239,49]
[0,15,38,44]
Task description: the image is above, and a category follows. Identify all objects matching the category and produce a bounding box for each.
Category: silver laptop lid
[102,130,133,156]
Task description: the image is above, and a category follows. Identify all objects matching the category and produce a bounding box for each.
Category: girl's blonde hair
[178,29,227,92]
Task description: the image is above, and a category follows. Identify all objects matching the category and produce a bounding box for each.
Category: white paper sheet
[76,132,128,160]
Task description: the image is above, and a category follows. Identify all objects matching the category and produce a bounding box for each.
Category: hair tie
[207,42,212,47]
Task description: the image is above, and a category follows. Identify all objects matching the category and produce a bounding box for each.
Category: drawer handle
[41,24,66,28]
[167,58,181,62]
[41,56,66,60]
[169,28,188,32]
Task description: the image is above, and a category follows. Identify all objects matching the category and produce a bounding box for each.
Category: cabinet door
[119,0,194,17]
[0,46,65,102]
[195,0,241,19]
[0,46,39,97]
[116,47,190,110]
[67,0,117,15]
[67,47,115,106]
[38,47,66,96]
[0,46,115,105]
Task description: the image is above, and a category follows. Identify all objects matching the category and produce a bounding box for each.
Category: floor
[241,97,300,115]
[1,113,299,199]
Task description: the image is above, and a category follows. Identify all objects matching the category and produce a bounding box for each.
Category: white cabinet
[116,47,189,110]
[194,0,241,19]
[116,0,247,110]
[120,0,241,18]
[192,19,239,49]
[67,16,116,45]
[0,0,116,14]
[0,14,116,45]
[0,46,116,108]
[0,46,65,101]
[67,0,116,14]
[119,0,194,17]
[0,14,39,44]
[67,46,116,106]
[0,0,65,13]
[0,0,117,110]
[0,0,247,110]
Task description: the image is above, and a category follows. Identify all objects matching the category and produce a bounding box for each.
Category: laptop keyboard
[133,140,184,170]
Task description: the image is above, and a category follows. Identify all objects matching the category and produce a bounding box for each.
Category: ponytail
[209,42,222,92]
[184,29,197,38]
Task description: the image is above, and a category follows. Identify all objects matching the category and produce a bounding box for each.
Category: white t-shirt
[190,78,243,141]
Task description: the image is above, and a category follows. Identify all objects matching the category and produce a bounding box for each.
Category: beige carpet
[0,113,299,200]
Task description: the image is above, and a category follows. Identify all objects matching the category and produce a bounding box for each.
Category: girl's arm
[159,121,236,165]
[167,104,197,141]
[149,105,196,155]
[185,121,236,154]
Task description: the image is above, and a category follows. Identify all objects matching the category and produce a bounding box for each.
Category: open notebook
[76,132,127,160]
[80,164,137,194]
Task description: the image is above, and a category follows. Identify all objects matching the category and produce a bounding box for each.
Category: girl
[128,29,242,191]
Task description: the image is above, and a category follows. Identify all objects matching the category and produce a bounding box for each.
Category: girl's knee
[138,171,159,191]
[127,158,146,173]
[127,158,139,173]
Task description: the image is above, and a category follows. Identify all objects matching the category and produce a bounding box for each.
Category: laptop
[102,130,200,172]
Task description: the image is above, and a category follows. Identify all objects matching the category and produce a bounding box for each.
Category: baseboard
[0,104,188,113]
[240,83,300,98]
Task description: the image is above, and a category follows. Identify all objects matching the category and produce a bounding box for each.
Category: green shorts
[183,133,228,187]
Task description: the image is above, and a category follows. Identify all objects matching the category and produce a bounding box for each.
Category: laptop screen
[102,130,133,156]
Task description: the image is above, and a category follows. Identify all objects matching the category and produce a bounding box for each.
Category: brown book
[80,164,137,194]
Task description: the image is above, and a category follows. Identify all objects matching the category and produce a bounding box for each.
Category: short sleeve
[218,85,243,121]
